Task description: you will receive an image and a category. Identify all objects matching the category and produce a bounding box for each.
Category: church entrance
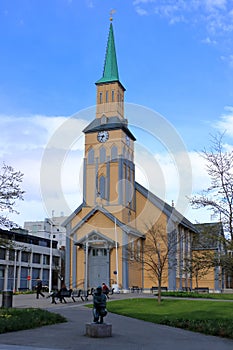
[88,248,109,288]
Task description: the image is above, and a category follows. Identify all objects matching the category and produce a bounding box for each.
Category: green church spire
[96,22,120,84]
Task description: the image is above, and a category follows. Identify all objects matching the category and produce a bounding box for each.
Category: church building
[63,21,198,292]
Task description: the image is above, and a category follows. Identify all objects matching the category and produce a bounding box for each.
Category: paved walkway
[0,293,233,350]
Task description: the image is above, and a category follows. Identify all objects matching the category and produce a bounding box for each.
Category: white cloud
[201,36,217,45]
[135,6,148,16]
[133,0,233,34]
[214,106,233,136]
[220,55,233,68]
[0,113,89,226]
[3,106,231,226]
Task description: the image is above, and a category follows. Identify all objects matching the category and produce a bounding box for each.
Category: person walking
[35,277,45,299]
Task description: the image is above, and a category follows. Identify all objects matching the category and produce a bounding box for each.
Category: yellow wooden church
[63,22,208,292]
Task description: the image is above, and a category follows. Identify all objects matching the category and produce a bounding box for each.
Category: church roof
[83,115,136,141]
[193,222,224,250]
[62,204,144,238]
[96,22,123,87]
[135,182,198,233]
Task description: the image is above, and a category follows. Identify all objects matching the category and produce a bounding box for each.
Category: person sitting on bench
[102,282,110,297]
[51,284,68,304]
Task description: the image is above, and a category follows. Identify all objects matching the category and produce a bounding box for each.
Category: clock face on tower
[97,130,109,143]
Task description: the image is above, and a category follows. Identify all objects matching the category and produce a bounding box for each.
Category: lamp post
[13,249,17,292]
[84,240,88,293]
[48,219,54,293]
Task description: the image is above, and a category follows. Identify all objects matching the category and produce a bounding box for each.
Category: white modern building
[24,216,67,249]
[0,227,62,291]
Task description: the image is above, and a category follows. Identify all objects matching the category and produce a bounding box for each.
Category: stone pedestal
[85,323,112,338]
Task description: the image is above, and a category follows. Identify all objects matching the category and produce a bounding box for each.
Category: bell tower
[82,21,136,223]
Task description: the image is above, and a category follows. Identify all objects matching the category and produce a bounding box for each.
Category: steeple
[95,21,125,119]
[96,23,120,84]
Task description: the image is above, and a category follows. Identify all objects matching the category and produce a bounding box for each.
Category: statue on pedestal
[93,286,107,324]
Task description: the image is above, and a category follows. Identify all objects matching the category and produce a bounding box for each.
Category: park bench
[59,289,76,303]
[150,286,168,294]
[71,289,85,301]
[50,289,76,304]
[81,288,94,301]
[194,287,209,293]
[130,286,142,293]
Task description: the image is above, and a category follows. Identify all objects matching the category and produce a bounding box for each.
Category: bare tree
[128,223,178,303]
[190,133,233,241]
[184,251,214,290]
[0,163,25,228]
[190,133,233,287]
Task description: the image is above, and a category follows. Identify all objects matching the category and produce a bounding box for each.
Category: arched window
[106,91,108,103]
[122,146,126,159]
[99,147,106,163]
[99,92,103,104]
[111,145,118,160]
[137,240,141,259]
[112,90,115,102]
[87,148,94,164]
[99,175,106,199]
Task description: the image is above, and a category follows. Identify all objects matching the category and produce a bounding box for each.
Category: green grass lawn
[0,308,67,334]
[161,291,233,300]
[106,298,233,339]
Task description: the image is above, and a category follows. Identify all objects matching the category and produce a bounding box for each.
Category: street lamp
[48,219,54,293]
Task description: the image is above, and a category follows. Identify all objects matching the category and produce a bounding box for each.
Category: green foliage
[0,308,66,334]
[106,298,233,338]
[161,291,233,300]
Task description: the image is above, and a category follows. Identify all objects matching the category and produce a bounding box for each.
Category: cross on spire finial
[110,9,116,21]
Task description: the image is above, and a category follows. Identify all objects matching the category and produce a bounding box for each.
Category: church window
[99,175,106,199]
[99,147,106,163]
[101,115,107,124]
[137,240,141,259]
[106,91,108,102]
[130,239,134,260]
[92,248,107,256]
[111,145,118,160]
[100,92,103,104]
[122,146,126,159]
[112,90,114,102]
[87,148,94,164]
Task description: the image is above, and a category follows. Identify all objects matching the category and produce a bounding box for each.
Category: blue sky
[1,0,233,226]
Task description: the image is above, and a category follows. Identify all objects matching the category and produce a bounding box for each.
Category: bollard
[2,290,13,308]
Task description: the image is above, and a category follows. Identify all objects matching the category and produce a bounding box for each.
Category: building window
[130,240,134,260]
[137,240,141,259]
[53,256,60,267]
[100,92,103,104]
[99,175,106,199]
[43,255,50,265]
[106,91,108,102]
[111,145,118,160]
[0,248,5,260]
[21,251,30,263]
[32,253,40,264]
[92,248,107,256]
[112,90,114,102]
[101,115,107,124]
[8,249,15,261]
[87,148,94,164]
[99,147,106,163]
